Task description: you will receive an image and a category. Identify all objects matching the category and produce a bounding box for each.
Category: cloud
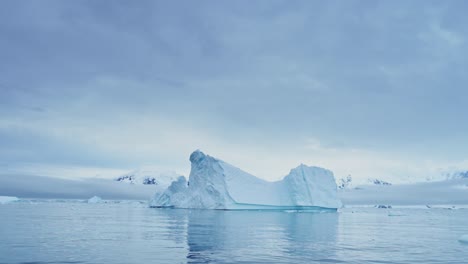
[1,1,468,183]
[430,23,464,46]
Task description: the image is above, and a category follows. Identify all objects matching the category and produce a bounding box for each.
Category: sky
[1,0,468,183]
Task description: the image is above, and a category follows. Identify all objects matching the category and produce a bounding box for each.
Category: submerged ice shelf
[150,150,341,211]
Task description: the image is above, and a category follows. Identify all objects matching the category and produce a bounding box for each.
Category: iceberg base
[151,202,337,212]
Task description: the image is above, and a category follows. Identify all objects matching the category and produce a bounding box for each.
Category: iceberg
[150,150,342,211]
[87,196,103,204]
[0,196,19,204]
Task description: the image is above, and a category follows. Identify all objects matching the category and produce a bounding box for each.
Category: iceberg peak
[291,163,330,173]
[190,149,208,163]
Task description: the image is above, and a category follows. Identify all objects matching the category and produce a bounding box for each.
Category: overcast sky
[1,0,468,182]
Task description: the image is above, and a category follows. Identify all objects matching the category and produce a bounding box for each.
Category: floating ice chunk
[459,235,468,244]
[388,211,405,217]
[87,196,103,204]
[0,196,19,204]
[151,150,341,210]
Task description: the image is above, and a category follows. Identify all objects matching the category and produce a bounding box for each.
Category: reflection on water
[0,202,467,264]
[184,210,338,263]
[187,211,338,263]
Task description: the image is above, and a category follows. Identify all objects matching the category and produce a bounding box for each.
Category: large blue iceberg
[150,150,342,211]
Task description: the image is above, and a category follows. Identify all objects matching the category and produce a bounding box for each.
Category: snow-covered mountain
[116,168,181,188]
[337,176,392,189]
[419,169,468,183]
[151,150,341,210]
[368,178,392,186]
[338,175,353,189]
[443,170,468,180]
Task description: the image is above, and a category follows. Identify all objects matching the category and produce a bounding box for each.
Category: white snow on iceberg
[0,196,19,204]
[150,150,342,210]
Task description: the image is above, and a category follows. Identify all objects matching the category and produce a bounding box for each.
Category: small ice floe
[87,196,103,204]
[0,196,19,204]
[388,211,405,217]
[458,235,468,244]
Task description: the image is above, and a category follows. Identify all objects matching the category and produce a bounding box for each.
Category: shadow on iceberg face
[183,210,339,263]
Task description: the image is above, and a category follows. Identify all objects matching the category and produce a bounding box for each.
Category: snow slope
[151,150,341,210]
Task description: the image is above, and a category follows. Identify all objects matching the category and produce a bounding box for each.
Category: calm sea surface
[0,201,467,264]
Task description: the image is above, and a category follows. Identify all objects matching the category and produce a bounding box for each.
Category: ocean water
[0,201,467,264]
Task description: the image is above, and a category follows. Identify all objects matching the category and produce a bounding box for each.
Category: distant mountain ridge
[338,175,352,189]
[116,168,181,188]
[368,178,392,186]
[444,170,468,180]
[337,176,392,189]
